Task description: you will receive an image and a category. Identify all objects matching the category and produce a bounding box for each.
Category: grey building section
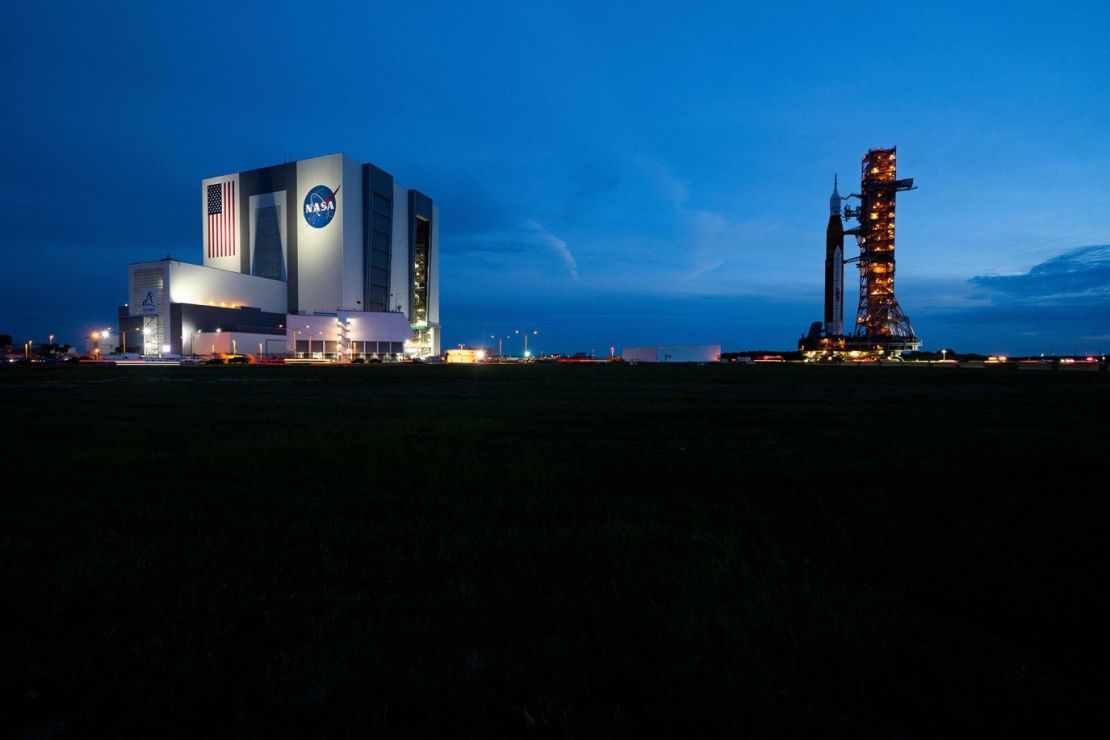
[408,190,434,327]
[253,205,285,281]
[128,264,165,349]
[237,163,299,312]
[362,164,394,312]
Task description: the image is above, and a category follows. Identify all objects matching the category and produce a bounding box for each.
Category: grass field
[3,363,1109,737]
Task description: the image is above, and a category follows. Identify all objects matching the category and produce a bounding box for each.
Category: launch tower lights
[799,147,921,359]
[843,147,920,354]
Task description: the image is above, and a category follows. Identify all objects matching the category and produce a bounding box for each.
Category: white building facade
[622,345,722,363]
[121,153,441,357]
[285,311,413,361]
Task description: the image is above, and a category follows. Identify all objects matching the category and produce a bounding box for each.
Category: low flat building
[445,348,487,364]
[192,331,289,358]
[288,311,413,361]
[121,258,287,355]
[622,344,721,363]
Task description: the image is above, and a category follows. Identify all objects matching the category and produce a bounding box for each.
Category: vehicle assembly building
[119,152,440,359]
[800,147,920,359]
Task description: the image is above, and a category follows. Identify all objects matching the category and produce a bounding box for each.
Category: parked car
[205,357,225,365]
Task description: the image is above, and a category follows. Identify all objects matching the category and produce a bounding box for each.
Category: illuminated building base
[405,324,440,359]
[800,336,920,361]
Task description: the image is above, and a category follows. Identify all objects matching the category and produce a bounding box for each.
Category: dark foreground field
[3,363,1109,737]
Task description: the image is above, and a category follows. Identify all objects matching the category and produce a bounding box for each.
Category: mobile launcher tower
[800,147,921,359]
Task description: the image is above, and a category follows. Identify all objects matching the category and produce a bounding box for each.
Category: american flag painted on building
[207,181,236,258]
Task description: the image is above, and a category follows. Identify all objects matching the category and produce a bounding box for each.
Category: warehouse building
[119,152,440,358]
[622,345,721,363]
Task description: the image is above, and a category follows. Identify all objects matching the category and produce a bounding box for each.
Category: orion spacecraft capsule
[824,175,845,337]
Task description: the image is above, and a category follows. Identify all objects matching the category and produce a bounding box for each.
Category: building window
[412,216,430,327]
[253,204,285,280]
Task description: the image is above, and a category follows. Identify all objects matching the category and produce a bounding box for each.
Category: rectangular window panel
[253,205,284,280]
[372,212,390,233]
[412,217,430,326]
[373,193,391,216]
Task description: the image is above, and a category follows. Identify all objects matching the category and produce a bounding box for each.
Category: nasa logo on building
[303,184,340,228]
[140,289,157,315]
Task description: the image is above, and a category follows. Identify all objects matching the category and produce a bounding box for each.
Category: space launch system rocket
[824,176,845,337]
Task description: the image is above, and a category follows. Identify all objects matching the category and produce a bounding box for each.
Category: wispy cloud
[446,220,580,282]
[524,219,579,281]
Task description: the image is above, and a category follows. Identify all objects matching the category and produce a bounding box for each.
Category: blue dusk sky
[3,1,1110,355]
